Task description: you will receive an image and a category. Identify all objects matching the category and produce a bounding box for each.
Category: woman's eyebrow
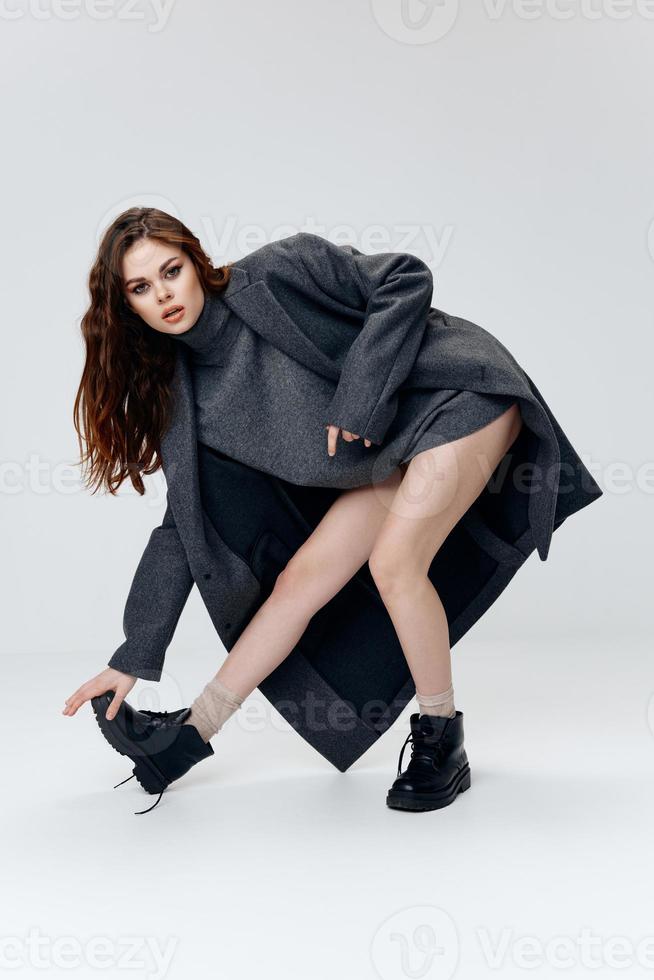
[124,255,181,288]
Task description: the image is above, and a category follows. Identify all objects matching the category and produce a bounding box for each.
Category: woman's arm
[63,498,194,720]
[106,497,194,681]
[288,232,434,445]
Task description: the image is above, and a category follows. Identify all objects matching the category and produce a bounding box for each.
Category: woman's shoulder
[229,232,358,280]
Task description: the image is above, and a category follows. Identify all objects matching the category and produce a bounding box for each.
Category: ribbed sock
[416,682,456,719]
[184,676,245,743]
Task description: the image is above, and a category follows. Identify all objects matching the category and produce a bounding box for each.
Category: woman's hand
[63,667,137,721]
[325,425,372,457]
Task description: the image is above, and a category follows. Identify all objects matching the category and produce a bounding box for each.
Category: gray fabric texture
[106,232,603,770]
[171,280,518,486]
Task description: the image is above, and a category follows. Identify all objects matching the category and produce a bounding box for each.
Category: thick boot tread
[91,694,173,795]
[386,765,471,812]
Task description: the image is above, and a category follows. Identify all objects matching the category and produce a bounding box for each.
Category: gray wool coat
[107,233,603,770]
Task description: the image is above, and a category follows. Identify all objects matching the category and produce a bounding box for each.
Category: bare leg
[213,467,404,699]
[368,404,523,695]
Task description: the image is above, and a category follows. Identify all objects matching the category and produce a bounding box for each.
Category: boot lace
[109,711,173,813]
[112,771,166,813]
[397,729,446,776]
[134,790,166,815]
[113,773,135,788]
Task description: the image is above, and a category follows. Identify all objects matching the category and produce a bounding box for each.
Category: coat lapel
[224,279,341,382]
[160,348,213,572]
[159,263,253,576]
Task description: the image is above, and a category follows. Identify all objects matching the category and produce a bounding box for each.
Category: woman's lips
[163,307,185,324]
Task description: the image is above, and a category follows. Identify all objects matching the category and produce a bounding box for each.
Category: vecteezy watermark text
[0,0,175,32]
[0,928,177,979]
[2,451,647,504]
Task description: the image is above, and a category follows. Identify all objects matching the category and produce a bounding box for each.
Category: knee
[368,546,425,596]
[271,555,320,607]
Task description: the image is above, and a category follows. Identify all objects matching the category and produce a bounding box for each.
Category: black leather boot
[386,711,471,812]
[91,691,214,814]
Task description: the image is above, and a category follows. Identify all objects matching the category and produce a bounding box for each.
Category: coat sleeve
[289,232,434,445]
[106,497,194,683]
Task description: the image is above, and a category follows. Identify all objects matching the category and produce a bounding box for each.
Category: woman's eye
[131,265,181,296]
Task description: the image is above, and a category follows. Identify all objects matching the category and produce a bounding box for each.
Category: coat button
[203,572,212,580]
[224,622,232,630]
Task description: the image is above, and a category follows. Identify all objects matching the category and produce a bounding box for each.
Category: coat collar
[172,259,339,379]
[169,264,250,353]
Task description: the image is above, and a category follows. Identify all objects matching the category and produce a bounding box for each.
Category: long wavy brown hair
[73,207,232,496]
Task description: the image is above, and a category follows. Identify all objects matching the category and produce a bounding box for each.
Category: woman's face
[121,238,205,336]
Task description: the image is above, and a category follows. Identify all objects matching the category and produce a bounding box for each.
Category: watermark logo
[370,0,654,43]
[370,0,460,43]
[370,905,459,979]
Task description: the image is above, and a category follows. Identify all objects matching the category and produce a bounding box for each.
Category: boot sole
[91,695,169,795]
[386,766,471,811]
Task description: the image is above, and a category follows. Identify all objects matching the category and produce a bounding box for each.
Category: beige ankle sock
[184,676,245,743]
[416,682,456,719]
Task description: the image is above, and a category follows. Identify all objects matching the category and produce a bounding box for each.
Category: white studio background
[1,3,652,980]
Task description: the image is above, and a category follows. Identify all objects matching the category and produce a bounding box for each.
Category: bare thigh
[370,402,524,580]
[276,467,404,611]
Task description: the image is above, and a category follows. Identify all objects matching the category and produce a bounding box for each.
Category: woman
[63,208,601,815]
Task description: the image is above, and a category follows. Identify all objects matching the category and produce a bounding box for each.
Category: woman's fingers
[63,690,81,712]
[63,674,107,715]
[325,426,373,455]
[63,669,136,719]
[63,685,93,715]
[326,424,339,456]
[105,690,125,721]
[342,430,373,447]
[63,685,87,713]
